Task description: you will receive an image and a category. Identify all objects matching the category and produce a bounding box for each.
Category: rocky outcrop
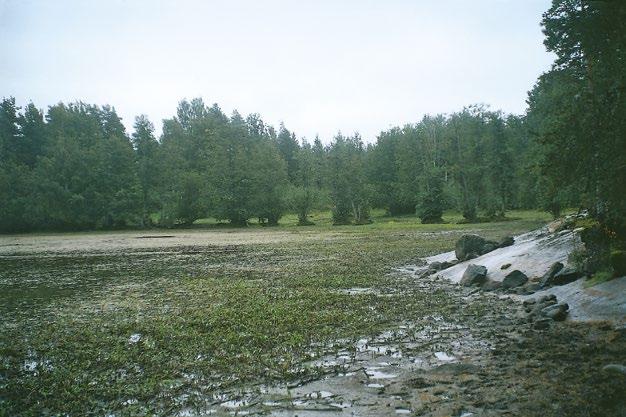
[460,264,487,287]
[455,235,499,261]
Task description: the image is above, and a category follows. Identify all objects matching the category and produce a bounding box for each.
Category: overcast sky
[1,0,554,142]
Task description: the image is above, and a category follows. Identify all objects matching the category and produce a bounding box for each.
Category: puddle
[340,287,375,295]
[220,399,249,409]
[365,368,398,379]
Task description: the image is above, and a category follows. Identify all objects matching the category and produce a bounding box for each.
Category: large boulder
[460,264,488,287]
[502,270,529,289]
[551,266,581,286]
[455,235,499,261]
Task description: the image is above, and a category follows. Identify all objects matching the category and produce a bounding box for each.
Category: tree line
[0,98,545,232]
[1,0,624,243]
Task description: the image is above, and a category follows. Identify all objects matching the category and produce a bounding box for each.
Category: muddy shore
[194,273,626,417]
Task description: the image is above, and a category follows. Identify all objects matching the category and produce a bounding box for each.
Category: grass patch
[584,270,615,288]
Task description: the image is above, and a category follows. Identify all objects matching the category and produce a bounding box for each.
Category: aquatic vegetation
[0,213,549,415]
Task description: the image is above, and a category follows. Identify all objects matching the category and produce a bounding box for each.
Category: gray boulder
[502,270,529,289]
[540,262,564,288]
[541,302,569,321]
[460,264,488,287]
[539,294,557,303]
[455,234,499,261]
[551,266,581,285]
[540,264,581,287]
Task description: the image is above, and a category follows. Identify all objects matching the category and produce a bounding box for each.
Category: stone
[540,262,564,288]
[502,270,528,289]
[522,298,537,307]
[541,302,569,321]
[455,234,499,261]
[500,263,512,270]
[527,297,558,319]
[499,236,515,248]
[539,294,557,303]
[460,264,488,287]
[482,243,498,254]
[551,266,581,285]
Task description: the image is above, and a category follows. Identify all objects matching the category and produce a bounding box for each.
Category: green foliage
[584,270,614,288]
[528,0,626,241]
[610,250,626,278]
[328,134,371,225]
[417,168,445,223]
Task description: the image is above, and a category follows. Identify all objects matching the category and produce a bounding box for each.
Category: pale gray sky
[1,0,554,142]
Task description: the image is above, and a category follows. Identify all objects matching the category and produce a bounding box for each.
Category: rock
[523,298,537,307]
[500,263,512,270]
[460,264,488,287]
[540,262,564,288]
[551,266,581,285]
[499,236,515,248]
[481,279,501,292]
[539,294,557,303]
[602,364,626,376]
[482,243,498,253]
[455,234,499,261]
[502,270,528,289]
[541,302,569,321]
[527,296,558,319]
